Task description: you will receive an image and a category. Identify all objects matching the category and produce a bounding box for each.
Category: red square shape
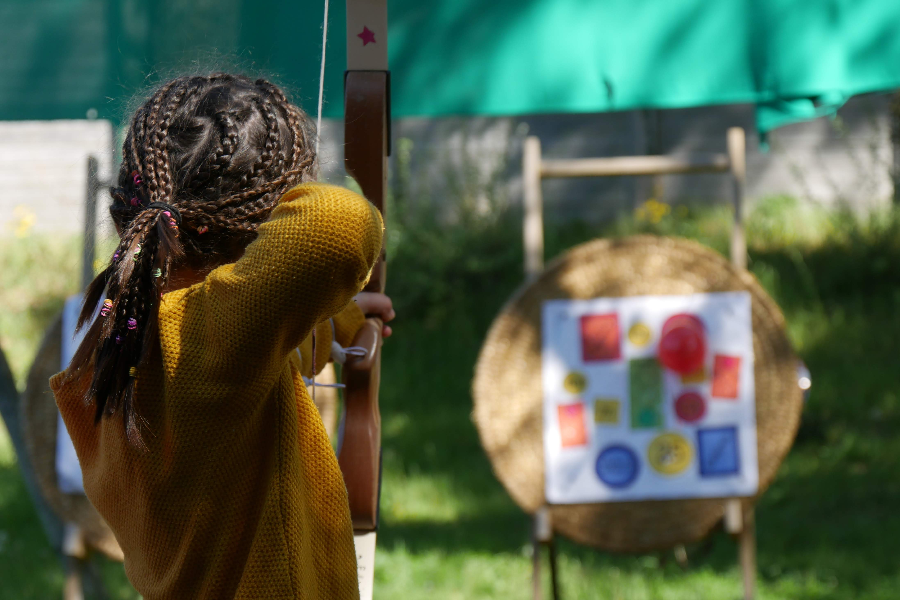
[711,355,741,399]
[581,314,621,361]
[558,403,588,448]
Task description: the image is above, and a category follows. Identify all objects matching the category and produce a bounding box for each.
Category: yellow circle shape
[563,371,587,394]
[628,323,652,347]
[647,433,693,475]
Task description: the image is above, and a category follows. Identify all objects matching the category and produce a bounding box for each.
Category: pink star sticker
[358,26,376,46]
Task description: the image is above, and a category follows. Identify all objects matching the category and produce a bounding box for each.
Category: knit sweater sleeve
[174,182,383,375]
[296,301,367,379]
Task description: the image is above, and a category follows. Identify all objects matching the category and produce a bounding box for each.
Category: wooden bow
[337,0,389,594]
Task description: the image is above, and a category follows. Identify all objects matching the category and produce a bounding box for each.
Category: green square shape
[630,358,663,429]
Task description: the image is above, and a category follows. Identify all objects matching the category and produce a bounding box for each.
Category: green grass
[0,420,66,595]
[2,195,900,598]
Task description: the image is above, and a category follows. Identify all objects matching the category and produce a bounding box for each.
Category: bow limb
[338,0,389,540]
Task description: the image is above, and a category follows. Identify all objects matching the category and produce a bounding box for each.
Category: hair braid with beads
[69,74,319,447]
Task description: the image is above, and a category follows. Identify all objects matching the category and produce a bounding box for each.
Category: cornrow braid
[248,96,283,181]
[256,80,307,168]
[148,80,201,205]
[184,110,239,197]
[209,111,240,189]
[70,73,318,446]
[141,79,182,203]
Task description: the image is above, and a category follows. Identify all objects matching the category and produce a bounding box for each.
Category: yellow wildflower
[635,199,670,224]
[12,205,36,238]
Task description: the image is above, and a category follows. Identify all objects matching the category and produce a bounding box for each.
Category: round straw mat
[472,236,802,552]
[21,316,123,561]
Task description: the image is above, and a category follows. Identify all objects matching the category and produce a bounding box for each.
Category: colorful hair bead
[113,250,120,261]
[155,210,176,229]
[115,334,123,344]
[131,171,142,187]
[153,268,162,278]
[129,366,137,377]
[130,197,139,207]
[133,244,141,260]
[197,225,208,235]
[127,318,138,330]
[100,299,113,316]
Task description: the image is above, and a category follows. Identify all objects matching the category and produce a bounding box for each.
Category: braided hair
[69,74,318,447]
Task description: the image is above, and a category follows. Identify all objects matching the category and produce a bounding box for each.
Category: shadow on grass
[0,459,64,597]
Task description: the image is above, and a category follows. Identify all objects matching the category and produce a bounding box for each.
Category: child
[50,73,392,599]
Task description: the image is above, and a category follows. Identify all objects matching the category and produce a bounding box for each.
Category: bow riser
[338,70,389,534]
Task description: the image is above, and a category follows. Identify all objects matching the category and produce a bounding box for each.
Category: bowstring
[312,0,330,399]
[315,0,330,157]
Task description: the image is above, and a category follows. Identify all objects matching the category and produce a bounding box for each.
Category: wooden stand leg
[739,508,756,600]
[548,536,561,600]
[63,555,85,600]
[724,500,756,600]
[523,136,545,280]
[532,533,542,600]
[674,544,688,568]
[62,524,86,600]
[532,507,561,600]
[727,127,747,270]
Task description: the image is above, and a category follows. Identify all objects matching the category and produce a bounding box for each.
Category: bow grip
[338,318,383,531]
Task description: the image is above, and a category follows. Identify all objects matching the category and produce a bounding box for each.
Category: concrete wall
[320,92,896,223]
[0,119,115,237]
[0,92,894,237]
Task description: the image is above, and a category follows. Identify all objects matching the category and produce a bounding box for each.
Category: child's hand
[354,292,396,338]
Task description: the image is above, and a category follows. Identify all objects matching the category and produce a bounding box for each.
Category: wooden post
[523,136,544,279]
[723,499,756,600]
[643,109,665,207]
[63,524,87,600]
[82,156,99,291]
[531,507,560,600]
[727,128,747,270]
[531,530,542,600]
[724,133,756,598]
[540,154,729,178]
[739,508,757,600]
[0,341,65,552]
[548,536,561,600]
[63,557,85,600]
[723,498,743,534]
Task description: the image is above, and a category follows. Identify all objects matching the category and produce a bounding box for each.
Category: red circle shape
[658,314,706,374]
[674,391,707,423]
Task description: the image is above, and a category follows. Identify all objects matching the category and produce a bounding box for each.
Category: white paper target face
[542,292,758,504]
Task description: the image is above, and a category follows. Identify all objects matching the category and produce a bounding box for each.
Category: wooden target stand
[0,156,120,600]
[522,128,757,600]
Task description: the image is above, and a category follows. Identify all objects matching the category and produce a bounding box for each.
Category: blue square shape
[697,427,740,477]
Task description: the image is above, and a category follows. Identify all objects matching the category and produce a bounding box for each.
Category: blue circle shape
[595,445,640,489]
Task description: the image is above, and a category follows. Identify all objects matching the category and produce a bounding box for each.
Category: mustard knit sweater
[51,183,384,599]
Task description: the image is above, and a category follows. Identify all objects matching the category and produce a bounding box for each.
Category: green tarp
[1,0,899,133]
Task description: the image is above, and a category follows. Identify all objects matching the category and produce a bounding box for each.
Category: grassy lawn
[1,195,899,598]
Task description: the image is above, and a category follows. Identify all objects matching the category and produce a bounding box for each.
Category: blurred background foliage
[2,137,900,598]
